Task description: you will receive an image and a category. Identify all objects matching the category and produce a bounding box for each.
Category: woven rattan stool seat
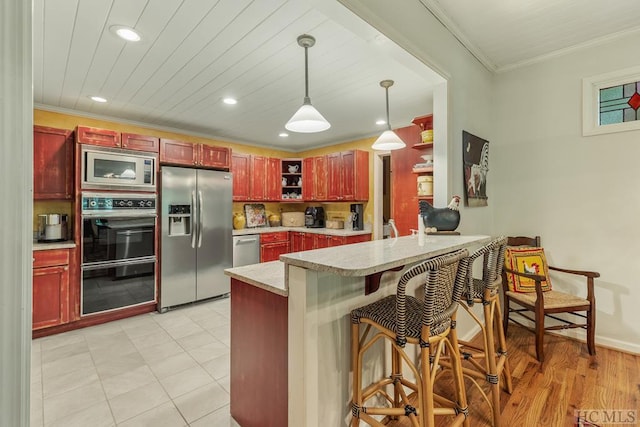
[351,295,451,338]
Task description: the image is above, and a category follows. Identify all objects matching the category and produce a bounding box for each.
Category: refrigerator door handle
[191,190,197,248]
[197,190,203,248]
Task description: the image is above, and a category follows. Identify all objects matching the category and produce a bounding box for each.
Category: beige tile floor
[31,296,240,427]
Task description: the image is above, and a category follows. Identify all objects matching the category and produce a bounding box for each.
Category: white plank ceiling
[420,0,640,72]
[34,0,640,150]
[34,0,443,151]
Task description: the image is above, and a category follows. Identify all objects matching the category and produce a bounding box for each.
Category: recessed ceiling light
[110,25,141,42]
[376,119,386,125]
[279,132,289,137]
[90,96,107,103]
[223,97,237,105]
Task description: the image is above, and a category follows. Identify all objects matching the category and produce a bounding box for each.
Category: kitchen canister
[420,129,433,143]
[417,175,433,196]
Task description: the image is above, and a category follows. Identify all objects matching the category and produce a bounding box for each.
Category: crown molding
[417,0,497,72]
[496,26,640,73]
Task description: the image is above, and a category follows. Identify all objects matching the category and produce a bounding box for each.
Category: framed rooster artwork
[462,131,489,207]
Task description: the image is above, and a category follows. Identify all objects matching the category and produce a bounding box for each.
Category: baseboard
[507,316,640,356]
[459,317,640,356]
[556,329,640,356]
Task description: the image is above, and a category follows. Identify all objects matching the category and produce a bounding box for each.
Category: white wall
[492,32,640,353]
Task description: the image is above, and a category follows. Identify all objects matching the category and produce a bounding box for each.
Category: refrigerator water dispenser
[168,204,191,236]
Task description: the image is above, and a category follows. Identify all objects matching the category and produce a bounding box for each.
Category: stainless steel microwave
[81,146,156,191]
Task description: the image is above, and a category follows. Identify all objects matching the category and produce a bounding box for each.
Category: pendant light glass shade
[285,34,330,133]
[372,129,406,150]
[372,80,405,150]
[285,99,331,133]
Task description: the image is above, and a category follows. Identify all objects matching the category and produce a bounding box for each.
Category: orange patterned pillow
[504,247,552,293]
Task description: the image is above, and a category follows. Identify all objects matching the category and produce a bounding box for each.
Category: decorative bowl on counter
[269,214,281,227]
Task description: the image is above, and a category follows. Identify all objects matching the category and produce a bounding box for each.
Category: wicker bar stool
[448,236,513,427]
[350,249,471,427]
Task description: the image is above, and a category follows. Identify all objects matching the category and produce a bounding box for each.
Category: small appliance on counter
[37,213,69,242]
[282,211,305,227]
[304,206,325,228]
[350,204,364,231]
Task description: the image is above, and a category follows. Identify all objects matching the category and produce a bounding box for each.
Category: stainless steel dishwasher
[232,234,260,267]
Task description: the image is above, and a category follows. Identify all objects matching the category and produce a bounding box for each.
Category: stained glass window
[599,81,640,125]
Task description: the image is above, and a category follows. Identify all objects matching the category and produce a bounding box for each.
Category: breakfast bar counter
[224,234,491,427]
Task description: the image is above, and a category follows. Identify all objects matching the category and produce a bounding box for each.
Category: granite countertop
[33,240,77,251]
[226,234,492,296]
[233,226,371,237]
[280,234,491,277]
[225,260,287,297]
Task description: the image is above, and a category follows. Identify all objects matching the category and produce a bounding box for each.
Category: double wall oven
[81,190,157,316]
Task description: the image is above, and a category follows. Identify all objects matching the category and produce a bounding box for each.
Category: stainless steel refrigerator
[159,166,232,311]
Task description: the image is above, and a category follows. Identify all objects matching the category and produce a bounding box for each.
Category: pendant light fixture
[371,80,406,150]
[285,34,331,133]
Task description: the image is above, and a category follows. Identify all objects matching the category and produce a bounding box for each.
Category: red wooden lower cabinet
[32,249,71,330]
[345,234,371,244]
[289,231,315,252]
[260,232,289,262]
[230,278,287,427]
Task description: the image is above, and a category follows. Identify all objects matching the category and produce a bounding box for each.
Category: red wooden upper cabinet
[200,144,230,169]
[160,138,198,166]
[33,126,74,200]
[326,153,342,201]
[314,156,328,201]
[160,139,230,170]
[266,157,282,201]
[303,156,327,201]
[249,156,267,200]
[121,132,159,153]
[232,153,251,201]
[326,150,368,201]
[76,126,120,148]
[302,157,315,201]
[341,150,369,201]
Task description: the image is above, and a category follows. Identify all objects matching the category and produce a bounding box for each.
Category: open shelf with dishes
[281,158,303,201]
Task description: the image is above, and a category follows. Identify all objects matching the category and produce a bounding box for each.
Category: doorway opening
[382,155,391,238]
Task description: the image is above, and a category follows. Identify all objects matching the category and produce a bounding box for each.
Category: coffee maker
[350,204,364,231]
[304,206,325,228]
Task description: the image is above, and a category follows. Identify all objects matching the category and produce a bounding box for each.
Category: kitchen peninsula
[224,234,491,427]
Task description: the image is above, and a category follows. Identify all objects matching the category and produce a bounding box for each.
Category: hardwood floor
[384,325,640,426]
